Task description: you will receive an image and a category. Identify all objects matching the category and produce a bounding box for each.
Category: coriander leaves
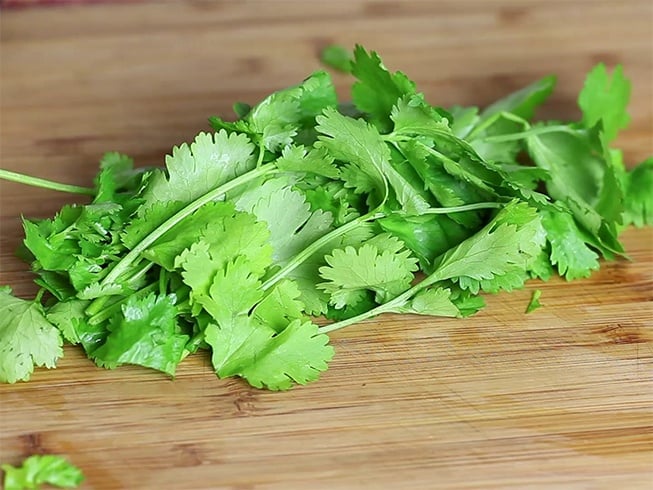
[2,455,84,490]
[0,45,650,389]
[0,289,63,383]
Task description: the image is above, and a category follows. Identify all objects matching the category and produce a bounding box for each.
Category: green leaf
[390,94,451,137]
[316,107,387,200]
[317,107,431,213]
[481,75,557,122]
[22,206,82,272]
[121,200,179,249]
[350,45,416,132]
[233,101,251,118]
[148,130,256,207]
[253,280,306,333]
[247,71,338,151]
[91,293,188,376]
[541,209,600,280]
[185,255,332,390]
[320,44,353,73]
[285,223,377,316]
[468,75,556,163]
[2,455,84,490]
[449,286,486,317]
[0,289,63,383]
[578,63,631,143]
[93,151,142,204]
[398,139,486,229]
[47,299,109,356]
[324,290,377,321]
[179,245,265,319]
[622,157,653,227]
[459,267,529,294]
[33,271,76,302]
[397,287,459,317]
[525,289,543,314]
[234,179,333,266]
[145,201,272,273]
[318,236,418,308]
[236,320,334,391]
[302,180,363,227]
[449,105,480,139]
[125,130,257,244]
[46,299,90,344]
[276,145,340,179]
[430,202,546,291]
[378,213,475,273]
[527,125,624,257]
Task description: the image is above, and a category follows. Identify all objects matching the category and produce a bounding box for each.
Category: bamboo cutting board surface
[1,2,652,489]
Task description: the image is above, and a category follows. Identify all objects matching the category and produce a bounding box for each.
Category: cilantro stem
[465,111,530,141]
[256,143,266,168]
[481,124,575,143]
[0,169,96,196]
[384,127,455,144]
[98,165,279,289]
[158,269,168,296]
[395,202,502,216]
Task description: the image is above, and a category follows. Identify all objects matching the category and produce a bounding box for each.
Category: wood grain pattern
[1,1,652,489]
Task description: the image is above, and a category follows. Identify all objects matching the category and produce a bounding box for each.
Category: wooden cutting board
[1,2,652,489]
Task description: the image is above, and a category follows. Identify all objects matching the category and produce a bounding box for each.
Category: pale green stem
[255,143,266,168]
[481,124,574,144]
[0,168,95,195]
[465,110,531,141]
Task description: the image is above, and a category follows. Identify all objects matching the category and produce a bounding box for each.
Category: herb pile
[0,46,650,390]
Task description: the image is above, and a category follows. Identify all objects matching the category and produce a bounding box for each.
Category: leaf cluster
[1,46,650,389]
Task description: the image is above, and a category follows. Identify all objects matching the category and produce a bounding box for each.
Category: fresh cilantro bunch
[0,46,650,390]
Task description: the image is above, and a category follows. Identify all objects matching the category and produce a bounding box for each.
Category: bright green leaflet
[2,455,84,490]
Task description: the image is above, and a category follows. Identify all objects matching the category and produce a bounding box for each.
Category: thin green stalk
[99,164,279,287]
[383,127,454,144]
[481,124,573,144]
[418,143,465,169]
[85,295,111,317]
[123,260,155,286]
[0,168,95,195]
[465,110,530,141]
[395,202,503,216]
[255,143,266,168]
[158,268,169,296]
